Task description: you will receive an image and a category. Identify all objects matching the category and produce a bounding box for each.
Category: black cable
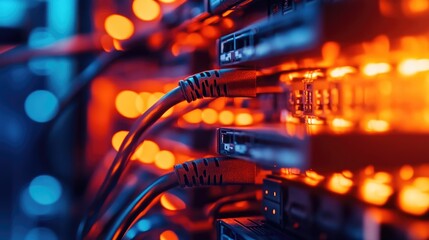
[78,87,184,239]
[105,157,259,240]
[78,68,259,239]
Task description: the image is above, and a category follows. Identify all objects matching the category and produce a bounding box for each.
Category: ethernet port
[235,31,252,49]
[221,37,234,53]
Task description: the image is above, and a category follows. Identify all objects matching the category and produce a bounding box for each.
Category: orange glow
[146,92,173,118]
[133,140,159,163]
[115,90,143,118]
[183,109,202,124]
[399,186,429,215]
[342,170,353,178]
[171,43,180,56]
[185,33,205,46]
[321,41,340,65]
[398,59,429,76]
[327,173,353,194]
[374,171,392,183]
[202,108,218,124]
[104,14,134,40]
[148,32,164,50]
[400,165,414,180]
[100,35,113,52]
[362,63,391,76]
[235,113,254,126]
[112,39,124,51]
[403,0,429,14]
[414,177,429,191]
[159,0,176,3]
[204,16,220,25]
[332,118,353,128]
[379,0,394,16]
[133,0,161,21]
[219,110,234,125]
[365,119,390,132]
[160,230,179,240]
[201,25,220,39]
[222,9,234,17]
[111,131,129,151]
[364,165,375,175]
[304,170,325,186]
[361,178,393,205]
[329,66,356,78]
[155,150,175,169]
[221,18,234,29]
[160,193,186,211]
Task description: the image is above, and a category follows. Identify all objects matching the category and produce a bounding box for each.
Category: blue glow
[0,0,26,27]
[28,28,56,49]
[28,175,62,205]
[25,228,58,240]
[48,0,76,37]
[24,90,59,123]
[137,219,152,232]
[126,229,137,239]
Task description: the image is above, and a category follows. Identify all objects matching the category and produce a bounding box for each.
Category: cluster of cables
[77,68,274,239]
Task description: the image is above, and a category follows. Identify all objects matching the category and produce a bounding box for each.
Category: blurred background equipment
[3,0,429,239]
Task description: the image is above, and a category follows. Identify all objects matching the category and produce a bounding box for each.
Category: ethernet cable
[77,68,262,239]
[105,157,261,240]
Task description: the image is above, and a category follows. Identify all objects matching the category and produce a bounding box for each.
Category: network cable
[105,157,261,240]
[77,68,264,239]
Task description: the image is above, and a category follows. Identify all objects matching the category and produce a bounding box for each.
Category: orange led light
[202,108,218,124]
[329,66,356,78]
[104,14,134,40]
[399,165,414,180]
[398,59,429,76]
[362,63,391,76]
[183,109,202,124]
[160,230,179,240]
[399,186,429,215]
[111,131,129,151]
[159,0,176,3]
[155,150,175,169]
[160,193,186,211]
[219,110,234,125]
[365,119,390,132]
[235,113,253,126]
[133,0,161,21]
[133,140,159,163]
[327,173,353,194]
[115,90,143,118]
[361,178,393,206]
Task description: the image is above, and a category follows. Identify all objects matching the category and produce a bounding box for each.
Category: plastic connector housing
[178,69,257,103]
[174,157,257,187]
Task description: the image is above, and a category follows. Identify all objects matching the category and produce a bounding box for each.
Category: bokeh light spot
[104,14,134,40]
[25,227,58,240]
[160,230,179,240]
[160,193,186,211]
[137,219,152,232]
[112,131,129,151]
[183,109,202,124]
[133,0,161,21]
[235,113,254,126]
[133,140,160,163]
[29,175,62,205]
[202,108,218,124]
[219,110,234,125]
[115,90,143,118]
[25,90,59,123]
[155,150,175,169]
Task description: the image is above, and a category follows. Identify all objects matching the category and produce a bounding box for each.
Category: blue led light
[25,227,58,240]
[137,219,152,232]
[125,229,137,239]
[28,28,56,49]
[28,175,62,205]
[0,0,26,27]
[24,90,59,123]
